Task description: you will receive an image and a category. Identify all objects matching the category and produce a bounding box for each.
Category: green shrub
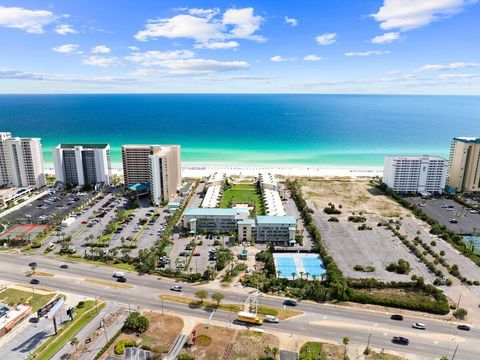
[123,312,149,333]
[114,339,136,355]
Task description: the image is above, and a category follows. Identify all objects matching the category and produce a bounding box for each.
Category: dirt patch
[84,278,132,289]
[101,312,183,358]
[301,179,408,217]
[180,324,236,360]
[231,330,279,360]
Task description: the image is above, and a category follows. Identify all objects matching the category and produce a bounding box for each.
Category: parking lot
[2,190,94,225]
[408,197,480,235]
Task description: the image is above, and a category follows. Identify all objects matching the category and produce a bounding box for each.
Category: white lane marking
[383,332,388,337]
[434,341,439,345]
[374,323,378,327]
[323,316,328,319]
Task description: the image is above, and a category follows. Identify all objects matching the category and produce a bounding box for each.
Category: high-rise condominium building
[447,137,480,192]
[52,144,111,186]
[383,156,448,194]
[0,132,45,189]
[122,145,181,205]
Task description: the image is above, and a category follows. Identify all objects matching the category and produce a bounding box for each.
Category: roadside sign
[47,298,64,319]
[37,297,61,318]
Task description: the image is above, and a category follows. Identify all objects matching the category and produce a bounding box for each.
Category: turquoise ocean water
[0,94,478,167]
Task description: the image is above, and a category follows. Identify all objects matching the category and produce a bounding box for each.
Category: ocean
[0,94,478,167]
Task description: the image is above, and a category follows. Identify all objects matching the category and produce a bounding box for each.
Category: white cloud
[415,62,480,72]
[270,55,297,62]
[0,4,57,33]
[315,33,337,45]
[371,0,478,32]
[371,32,401,44]
[438,73,480,79]
[82,56,121,67]
[135,7,265,45]
[55,24,77,35]
[52,43,81,54]
[125,50,195,66]
[303,55,323,62]
[284,16,298,27]
[222,8,265,42]
[194,41,239,49]
[91,45,111,54]
[345,50,390,57]
[128,46,139,51]
[131,58,249,76]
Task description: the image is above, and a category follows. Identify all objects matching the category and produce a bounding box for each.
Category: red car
[192,253,201,256]
[81,220,88,224]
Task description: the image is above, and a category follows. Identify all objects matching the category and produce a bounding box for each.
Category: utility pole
[451,344,459,360]
[366,333,372,350]
[457,294,462,309]
[161,297,164,315]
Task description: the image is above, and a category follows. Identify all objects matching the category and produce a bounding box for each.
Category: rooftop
[256,215,296,225]
[58,144,110,149]
[454,137,480,143]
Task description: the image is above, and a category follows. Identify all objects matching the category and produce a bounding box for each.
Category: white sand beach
[44,163,383,179]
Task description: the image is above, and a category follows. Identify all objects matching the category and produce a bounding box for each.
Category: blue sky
[0,0,479,94]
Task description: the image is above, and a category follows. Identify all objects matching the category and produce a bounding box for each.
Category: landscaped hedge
[114,339,137,355]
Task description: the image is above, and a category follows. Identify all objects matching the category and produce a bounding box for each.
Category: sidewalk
[50,303,122,360]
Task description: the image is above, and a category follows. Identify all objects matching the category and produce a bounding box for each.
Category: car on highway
[449,218,458,223]
[59,263,69,269]
[170,285,183,292]
[264,315,279,323]
[30,279,40,285]
[113,271,125,278]
[28,262,37,267]
[283,299,297,306]
[392,336,409,345]
[390,314,403,321]
[457,324,471,331]
[412,322,426,330]
[116,277,127,283]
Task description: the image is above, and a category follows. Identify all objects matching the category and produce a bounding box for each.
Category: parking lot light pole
[161,297,164,315]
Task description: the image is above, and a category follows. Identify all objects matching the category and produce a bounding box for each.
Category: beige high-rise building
[447,137,480,192]
[0,132,45,189]
[122,144,181,205]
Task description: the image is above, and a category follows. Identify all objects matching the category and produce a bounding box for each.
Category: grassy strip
[84,278,133,289]
[32,301,106,360]
[0,288,55,312]
[159,294,302,320]
[55,254,136,272]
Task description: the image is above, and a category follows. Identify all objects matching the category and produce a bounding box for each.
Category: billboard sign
[47,298,64,319]
[37,297,61,318]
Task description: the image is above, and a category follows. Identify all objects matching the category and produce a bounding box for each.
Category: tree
[453,308,467,320]
[342,336,350,360]
[211,292,224,306]
[124,312,149,333]
[30,263,37,274]
[195,290,208,304]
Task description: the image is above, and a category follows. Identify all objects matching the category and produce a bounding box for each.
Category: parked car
[283,299,297,306]
[392,336,409,345]
[390,314,403,321]
[449,218,458,223]
[30,279,40,285]
[470,210,479,214]
[185,244,193,250]
[457,324,471,331]
[170,285,183,292]
[264,315,279,323]
[412,322,426,330]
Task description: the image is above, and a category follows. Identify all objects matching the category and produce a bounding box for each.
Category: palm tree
[312,274,317,282]
[30,263,37,274]
[299,271,304,279]
[71,337,79,351]
[276,270,282,278]
[305,272,310,280]
[342,337,350,360]
[271,347,279,359]
[291,272,296,280]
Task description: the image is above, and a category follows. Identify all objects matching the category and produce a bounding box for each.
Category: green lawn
[220,184,264,215]
[299,342,324,360]
[32,300,105,360]
[0,288,55,312]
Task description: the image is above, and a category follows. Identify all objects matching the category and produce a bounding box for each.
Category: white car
[264,315,279,323]
[113,271,125,278]
[412,322,426,330]
[470,209,479,214]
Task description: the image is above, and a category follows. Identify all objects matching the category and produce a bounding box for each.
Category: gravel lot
[310,206,436,282]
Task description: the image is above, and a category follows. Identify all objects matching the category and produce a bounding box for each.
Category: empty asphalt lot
[408,197,480,235]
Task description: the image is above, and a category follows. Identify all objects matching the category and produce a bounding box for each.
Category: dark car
[390,314,404,321]
[457,324,471,331]
[60,263,69,269]
[392,336,409,345]
[28,262,37,267]
[283,299,297,306]
[29,317,40,323]
[116,277,127,283]
[30,279,40,285]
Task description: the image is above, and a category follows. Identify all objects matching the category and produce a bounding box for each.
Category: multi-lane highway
[0,253,477,360]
